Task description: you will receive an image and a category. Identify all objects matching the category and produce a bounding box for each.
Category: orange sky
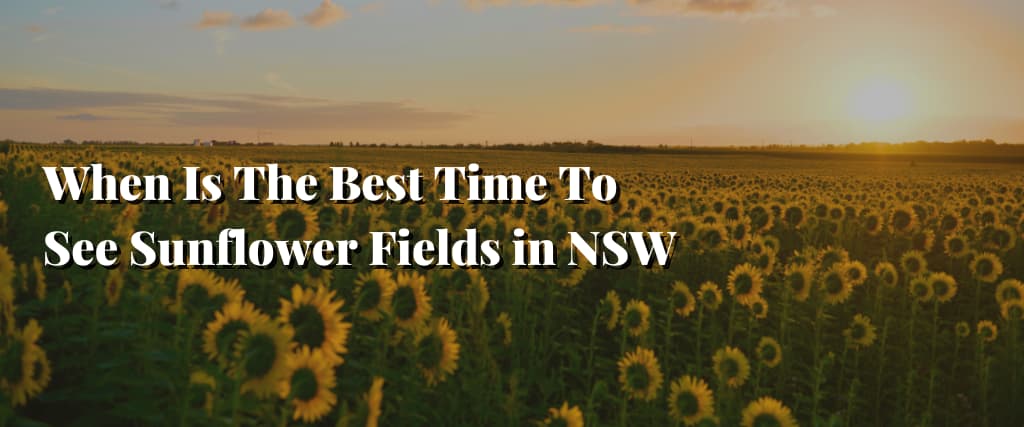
[2,0,1023,145]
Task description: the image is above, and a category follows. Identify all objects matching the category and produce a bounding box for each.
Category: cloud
[56,113,112,121]
[193,11,234,29]
[25,25,52,42]
[158,0,179,10]
[568,24,655,34]
[464,0,606,10]
[43,6,64,16]
[625,0,798,18]
[264,72,295,91]
[241,9,295,31]
[304,0,348,28]
[0,87,471,130]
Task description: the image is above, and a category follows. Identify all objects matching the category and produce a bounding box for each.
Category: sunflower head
[955,321,971,338]
[712,346,750,389]
[617,346,663,401]
[977,320,998,343]
[671,282,697,318]
[599,290,622,331]
[698,282,723,311]
[667,375,715,425]
[727,263,764,307]
[414,317,460,386]
[970,252,1004,283]
[543,402,584,427]
[621,299,651,337]
[740,396,798,427]
[844,314,877,349]
[756,337,782,368]
[821,266,853,305]
[279,347,338,423]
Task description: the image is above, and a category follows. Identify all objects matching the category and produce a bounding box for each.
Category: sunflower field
[1,143,1024,426]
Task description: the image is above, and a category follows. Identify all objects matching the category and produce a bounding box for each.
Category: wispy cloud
[25,25,52,42]
[158,0,179,10]
[465,0,607,10]
[0,87,472,130]
[43,6,64,16]
[193,11,234,30]
[625,0,800,19]
[304,0,348,28]
[569,24,655,34]
[264,72,295,91]
[241,9,295,31]
[56,113,113,121]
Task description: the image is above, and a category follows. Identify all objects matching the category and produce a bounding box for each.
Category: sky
[1,0,1023,145]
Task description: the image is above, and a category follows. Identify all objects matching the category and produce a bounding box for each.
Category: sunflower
[818,247,850,271]
[353,270,397,321]
[442,267,490,312]
[621,299,651,337]
[233,319,294,398]
[495,312,513,346]
[666,375,715,426]
[955,321,970,338]
[278,347,338,423]
[748,297,768,320]
[414,317,460,386]
[820,266,853,305]
[862,211,884,235]
[756,337,783,368]
[873,261,899,287]
[0,246,14,306]
[189,370,217,416]
[740,396,798,427]
[943,234,970,258]
[782,204,805,228]
[173,270,244,316]
[928,272,958,303]
[1001,300,1024,321]
[909,276,933,304]
[599,290,622,331]
[695,224,728,252]
[617,346,663,401]
[279,285,351,365]
[671,282,697,318]
[970,252,1003,283]
[783,263,813,302]
[543,402,584,427]
[265,203,319,241]
[977,320,998,343]
[203,300,271,365]
[698,282,724,311]
[995,279,1024,305]
[889,204,918,234]
[364,377,385,427]
[841,261,868,287]
[844,314,877,349]
[389,271,432,330]
[712,346,750,388]
[899,250,928,277]
[727,263,764,307]
[0,319,47,407]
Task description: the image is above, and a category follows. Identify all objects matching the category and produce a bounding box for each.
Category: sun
[846,76,915,122]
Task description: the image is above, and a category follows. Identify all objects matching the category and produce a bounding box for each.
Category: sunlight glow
[847,77,915,122]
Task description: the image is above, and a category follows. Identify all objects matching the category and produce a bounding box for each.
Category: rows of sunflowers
[1,144,1023,426]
